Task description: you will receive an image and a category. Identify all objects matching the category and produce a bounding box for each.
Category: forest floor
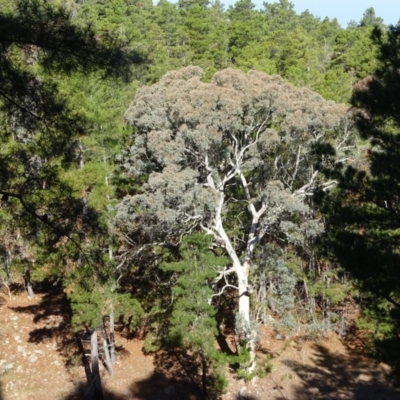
[1,285,400,400]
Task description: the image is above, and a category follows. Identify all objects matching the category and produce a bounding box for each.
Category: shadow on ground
[9,281,71,331]
[8,281,77,365]
[129,372,203,400]
[60,373,202,400]
[62,382,128,400]
[285,343,400,400]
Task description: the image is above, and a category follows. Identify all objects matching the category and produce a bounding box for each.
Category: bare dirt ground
[1,287,400,400]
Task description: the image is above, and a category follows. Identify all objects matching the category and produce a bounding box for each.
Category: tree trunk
[238,274,250,327]
[214,190,259,372]
[90,329,104,400]
[237,263,256,373]
[76,333,91,382]
[101,322,113,376]
[201,352,208,400]
[24,267,34,298]
[109,308,116,366]
[78,142,85,169]
[5,250,12,282]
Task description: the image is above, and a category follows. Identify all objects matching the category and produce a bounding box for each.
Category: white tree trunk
[212,179,263,372]
[237,269,250,325]
[236,263,256,372]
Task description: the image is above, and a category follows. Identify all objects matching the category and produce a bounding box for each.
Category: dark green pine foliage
[178,0,229,76]
[327,7,383,101]
[155,233,230,398]
[70,282,143,332]
[144,0,191,82]
[227,0,272,73]
[0,0,145,341]
[0,0,141,281]
[320,24,400,372]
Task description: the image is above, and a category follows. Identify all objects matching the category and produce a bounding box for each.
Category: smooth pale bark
[24,267,34,298]
[101,322,113,376]
[90,329,104,400]
[211,176,268,370]
[213,190,257,368]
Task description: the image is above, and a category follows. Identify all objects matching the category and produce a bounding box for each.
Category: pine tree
[320,23,400,371]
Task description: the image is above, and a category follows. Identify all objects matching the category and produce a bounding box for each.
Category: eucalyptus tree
[117,66,355,367]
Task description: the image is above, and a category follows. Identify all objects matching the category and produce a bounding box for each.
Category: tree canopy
[117,66,355,370]
[2,0,399,396]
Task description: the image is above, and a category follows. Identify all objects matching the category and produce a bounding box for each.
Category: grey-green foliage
[117,66,352,248]
[250,244,296,329]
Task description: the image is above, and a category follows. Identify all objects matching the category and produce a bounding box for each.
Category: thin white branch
[204,154,213,172]
[321,179,338,191]
[336,126,352,151]
[213,265,236,284]
[293,170,319,197]
[209,268,238,303]
[290,146,302,189]
[239,170,256,216]
[211,283,239,299]
[182,213,202,223]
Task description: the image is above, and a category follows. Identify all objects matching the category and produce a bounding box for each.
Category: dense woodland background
[1,0,400,398]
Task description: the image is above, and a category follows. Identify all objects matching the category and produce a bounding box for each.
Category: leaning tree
[117,66,355,366]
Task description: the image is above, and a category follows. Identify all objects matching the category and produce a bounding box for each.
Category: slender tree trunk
[109,308,116,366]
[90,329,104,400]
[5,250,12,282]
[24,267,34,298]
[78,142,85,169]
[101,322,113,376]
[76,334,91,382]
[201,352,208,400]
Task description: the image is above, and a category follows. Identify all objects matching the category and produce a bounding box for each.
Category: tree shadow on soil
[129,348,204,399]
[128,371,203,400]
[59,346,204,400]
[285,343,400,400]
[60,370,203,400]
[9,281,72,343]
[8,281,78,368]
[62,382,128,400]
[128,347,217,399]
[60,374,201,400]
[9,281,68,317]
